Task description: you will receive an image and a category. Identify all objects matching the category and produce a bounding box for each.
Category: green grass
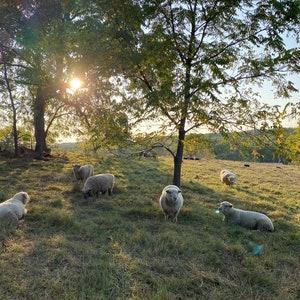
[0,152,299,299]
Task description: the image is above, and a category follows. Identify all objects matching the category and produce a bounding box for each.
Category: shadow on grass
[1,153,299,299]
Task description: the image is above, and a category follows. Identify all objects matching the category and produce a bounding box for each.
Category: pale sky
[256,74,299,128]
[248,34,299,128]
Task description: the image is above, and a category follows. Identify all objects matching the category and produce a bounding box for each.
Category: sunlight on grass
[0,153,299,299]
[47,234,67,248]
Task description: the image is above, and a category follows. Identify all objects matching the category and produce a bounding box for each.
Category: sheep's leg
[173,211,179,223]
[19,211,26,220]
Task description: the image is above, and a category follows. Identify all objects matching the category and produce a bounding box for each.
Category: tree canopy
[0,0,299,184]
[84,0,300,185]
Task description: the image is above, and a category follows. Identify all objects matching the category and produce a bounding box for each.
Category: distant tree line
[183,127,299,164]
[95,125,299,165]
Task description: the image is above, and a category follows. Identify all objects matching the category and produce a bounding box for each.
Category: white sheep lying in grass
[0,192,30,228]
[82,174,115,199]
[159,185,184,222]
[220,169,236,186]
[218,201,274,232]
[72,164,94,184]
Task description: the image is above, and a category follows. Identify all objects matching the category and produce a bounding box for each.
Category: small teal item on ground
[246,240,263,256]
[252,245,263,256]
[215,209,220,214]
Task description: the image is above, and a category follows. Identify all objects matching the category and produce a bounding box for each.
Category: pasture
[0,152,299,299]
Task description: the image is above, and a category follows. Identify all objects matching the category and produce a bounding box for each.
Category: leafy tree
[285,122,300,163]
[184,133,213,158]
[234,104,298,163]
[0,0,82,157]
[19,0,74,157]
[66,71,132,150]
[73,97,131,151]
[91,0,300,186]
[0,29,20,156]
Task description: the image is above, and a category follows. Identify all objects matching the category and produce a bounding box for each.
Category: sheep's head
[14,192,30,205]
[165,188,181,206]
[73,164,81,172]
[218,201,233,215]
[228,175,236,185]
[73,164,83,180]
[82,189,93,199]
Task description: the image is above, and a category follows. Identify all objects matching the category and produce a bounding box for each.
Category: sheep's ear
[178,190,182,193]
[166,190,171,194]
[229,204,233,208]
[22,193,28,204]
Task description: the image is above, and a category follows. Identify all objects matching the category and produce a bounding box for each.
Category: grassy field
[0,151,299,300]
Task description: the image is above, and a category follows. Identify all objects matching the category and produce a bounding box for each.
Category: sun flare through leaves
[70,78,82,90]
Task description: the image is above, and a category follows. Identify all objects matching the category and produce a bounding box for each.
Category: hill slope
[0,153,299,299]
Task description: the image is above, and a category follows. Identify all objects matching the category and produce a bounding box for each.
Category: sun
[70,77,82,90]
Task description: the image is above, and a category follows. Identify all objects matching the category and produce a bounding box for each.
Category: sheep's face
[165,189,181,206]
[218,201,233,215]
[82,189,93,199]
[72,164,81,173]
[14,192,30,205]
[220,170,228,176]
[228,175,236,185]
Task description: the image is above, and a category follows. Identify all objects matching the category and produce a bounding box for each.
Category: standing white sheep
[218,201,274,232]
[82,174,115,199]
[159,185,184,222]
[72,164,94,184]
[220,169,236,186]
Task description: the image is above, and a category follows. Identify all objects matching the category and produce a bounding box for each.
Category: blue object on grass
[252,245,263,256]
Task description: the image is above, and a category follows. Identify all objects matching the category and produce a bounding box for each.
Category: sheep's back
[0,200,25,221]
[84,174,114,191]
[73,164,94,181]
[220,170,236,185]
[226,208,273,230]
[79,165,94,180]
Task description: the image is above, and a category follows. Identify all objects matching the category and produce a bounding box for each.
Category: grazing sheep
[220,169,236,186]
[218,201,274,232]
[159,185,184,222]
[72,164,94,184]
[0,192,30,228]
[82,174,115,199]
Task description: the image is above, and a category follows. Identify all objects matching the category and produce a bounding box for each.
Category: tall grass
[0,152,299,299]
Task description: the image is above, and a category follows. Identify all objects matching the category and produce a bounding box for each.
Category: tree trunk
[1,43,19,157]
[9,77,18,157]
[173,121,186,187]
[34,87,48,158]
[172,55,191,187]
[12,120,19,157]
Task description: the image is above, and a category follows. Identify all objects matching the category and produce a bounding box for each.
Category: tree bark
[33,86,48,157]
[173,120,186,187]
[0,43,19,157]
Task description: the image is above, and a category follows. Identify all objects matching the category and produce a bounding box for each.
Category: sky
[241,80,298,130]
[255,74,299,128]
